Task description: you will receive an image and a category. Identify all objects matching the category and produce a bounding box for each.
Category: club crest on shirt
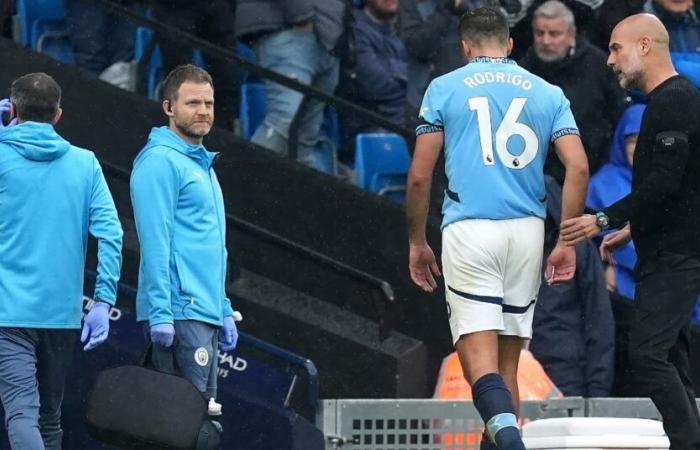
[194,347,209,367]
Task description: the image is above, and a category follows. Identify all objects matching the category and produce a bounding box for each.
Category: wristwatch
[595,211,610,231]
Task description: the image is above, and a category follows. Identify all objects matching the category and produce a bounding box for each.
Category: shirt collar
[470,56,517,65]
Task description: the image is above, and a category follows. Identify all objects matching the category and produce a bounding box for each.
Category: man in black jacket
[519,0,625,181]
[562,13,700,449]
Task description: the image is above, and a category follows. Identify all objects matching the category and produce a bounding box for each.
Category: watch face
[597,215,609,228]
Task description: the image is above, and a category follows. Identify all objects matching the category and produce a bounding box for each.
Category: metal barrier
[317,398,584,450]
[317,398,700,450]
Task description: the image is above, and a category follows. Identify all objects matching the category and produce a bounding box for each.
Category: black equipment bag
[84,354,217,449]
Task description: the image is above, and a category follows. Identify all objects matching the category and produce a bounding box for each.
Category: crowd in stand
[2,0,700,400]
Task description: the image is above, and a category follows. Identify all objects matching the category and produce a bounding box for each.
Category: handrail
[88,0,415,143]
[101,161,395,304]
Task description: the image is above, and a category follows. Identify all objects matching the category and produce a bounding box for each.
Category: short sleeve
[550,89,580,143]
[416,80,445,136]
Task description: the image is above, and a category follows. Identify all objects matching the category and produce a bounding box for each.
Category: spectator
[505,0,604,59]
[0,73,123,448]
[151,0,241,132]
[350,0,408,126]
[644,0,700,53]
[520,0,625,182]
[235,0,346,170]
[530,176,615,398]
[65,0,138,85]
[586,103,644,396]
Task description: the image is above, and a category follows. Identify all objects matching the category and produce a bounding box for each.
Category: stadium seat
[133,26,164,99]
[672,52,700,88]
[240,83,338,174]
[16,0,67,48]
[355,133,410,203]
[240,82,267,140]
[16,0,74,63]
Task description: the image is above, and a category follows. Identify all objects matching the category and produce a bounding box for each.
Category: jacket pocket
[172,251,191,297]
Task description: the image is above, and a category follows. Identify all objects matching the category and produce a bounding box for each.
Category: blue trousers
[147,321,219,400]
[252,29,340,170]
[0,328,77,450]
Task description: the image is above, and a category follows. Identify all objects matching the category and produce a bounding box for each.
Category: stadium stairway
[0,37,450,400]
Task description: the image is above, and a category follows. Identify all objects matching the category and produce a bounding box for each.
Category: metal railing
[317,398,700,450]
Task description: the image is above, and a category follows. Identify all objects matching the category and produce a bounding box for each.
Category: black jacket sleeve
[604,97,692,228]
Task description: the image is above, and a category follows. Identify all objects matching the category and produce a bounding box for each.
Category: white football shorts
[442,216,544,344]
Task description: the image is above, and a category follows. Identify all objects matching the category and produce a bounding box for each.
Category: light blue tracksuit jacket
[0,122,123,328]
[131,127,234,327]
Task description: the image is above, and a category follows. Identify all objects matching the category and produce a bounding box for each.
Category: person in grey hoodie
[130,65,238,416]
[235,0,345,169]
[0,73,123,449]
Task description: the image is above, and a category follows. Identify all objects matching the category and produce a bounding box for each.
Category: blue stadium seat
[134,26,164,99]
[16,0,74,63]
[355,133,410,203]
[240,83,338,175]
[240,82,267,140]
[39,36,75,64]
[672,52,700,88]
[16,0,67,48]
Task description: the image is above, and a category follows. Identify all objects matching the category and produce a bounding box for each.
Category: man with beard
[519,0,625,182]
[561,14,700,449]
[130,65,238,418]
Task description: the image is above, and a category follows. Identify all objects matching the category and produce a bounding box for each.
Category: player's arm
[544,133,589,284]
[407,130,442,245]
[553,134,589,224]
[406,127,443,292]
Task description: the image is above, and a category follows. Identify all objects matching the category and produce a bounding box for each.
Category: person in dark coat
[349,0,408,125]
[519,0,626,181]
[530,175,615,398]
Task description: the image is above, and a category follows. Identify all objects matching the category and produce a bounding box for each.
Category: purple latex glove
[0,99,17,131]
[218,315,238,352]
[81,301,111,351]
[151,323,175,348]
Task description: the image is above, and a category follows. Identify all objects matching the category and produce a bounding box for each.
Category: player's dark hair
[161,64,213,103]
[10,72,61,123]
[459,7,510,47]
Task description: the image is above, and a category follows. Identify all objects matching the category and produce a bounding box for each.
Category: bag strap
[139,342,182,373]
[138,343,154,368]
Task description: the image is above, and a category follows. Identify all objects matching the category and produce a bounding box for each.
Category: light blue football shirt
[417,56,579,229]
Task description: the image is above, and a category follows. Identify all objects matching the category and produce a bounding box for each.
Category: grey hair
[533,0,576,30]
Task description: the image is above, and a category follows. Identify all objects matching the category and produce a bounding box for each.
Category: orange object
[434,349,562,401]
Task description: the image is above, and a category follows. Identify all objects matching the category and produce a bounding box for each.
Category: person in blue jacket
[0,73,123,449]
[130,65,238,413]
